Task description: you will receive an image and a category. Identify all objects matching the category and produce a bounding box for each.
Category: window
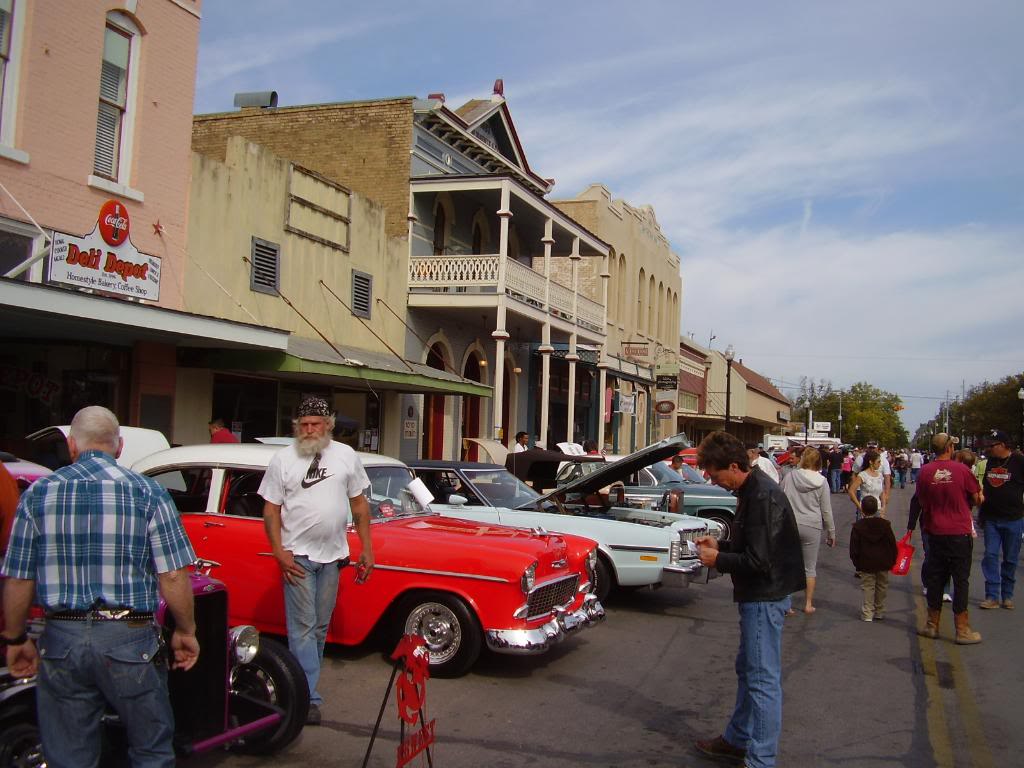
[0,0,26,162]
[250,237,279,295]
[351,269,372,318]
[0,0,13,133]
[149,467,212,514]
[93,22,132,179]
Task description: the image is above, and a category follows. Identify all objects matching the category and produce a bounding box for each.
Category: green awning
[181,336,491,398]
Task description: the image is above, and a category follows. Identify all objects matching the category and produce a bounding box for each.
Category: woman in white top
[848,449,888,519]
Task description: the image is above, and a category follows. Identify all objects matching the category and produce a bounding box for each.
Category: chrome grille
[526,574,579,619]
[678,523,710,543]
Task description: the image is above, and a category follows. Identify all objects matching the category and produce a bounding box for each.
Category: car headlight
[521,561,537,594]
[229,625,260,665]
[670,540,682,564]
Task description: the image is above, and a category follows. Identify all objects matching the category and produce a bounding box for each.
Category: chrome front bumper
[484,593,605,655]
[661,559,718,588]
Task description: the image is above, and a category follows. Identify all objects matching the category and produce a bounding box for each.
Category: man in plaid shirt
[1,406,198,767]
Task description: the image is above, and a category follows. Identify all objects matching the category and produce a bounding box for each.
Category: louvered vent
[250,238,279,295]
[352,270,372,318]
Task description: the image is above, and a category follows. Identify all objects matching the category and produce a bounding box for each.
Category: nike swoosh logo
[301,474,334,489]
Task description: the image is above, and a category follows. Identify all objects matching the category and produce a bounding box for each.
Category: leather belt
[48,609,154,622]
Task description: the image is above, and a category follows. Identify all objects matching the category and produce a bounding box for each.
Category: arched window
[636,268,646,333]
[617,254,626,327]
[93,12,142,183]
[647,275,656,339]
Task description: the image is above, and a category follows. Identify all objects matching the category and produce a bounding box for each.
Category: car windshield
[461,468,540,508]
[364,466,429,519]
[647,461,687,485]
[677,463,709,484]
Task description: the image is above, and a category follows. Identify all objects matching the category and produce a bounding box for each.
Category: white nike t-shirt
[258,441,369,563]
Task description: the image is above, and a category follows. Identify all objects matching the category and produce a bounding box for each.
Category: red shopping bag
[891,532,915,576]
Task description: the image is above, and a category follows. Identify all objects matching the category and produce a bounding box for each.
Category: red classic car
[132,443,604,677]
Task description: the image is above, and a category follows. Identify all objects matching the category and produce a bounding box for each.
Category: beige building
[178,136,487,449]
[552,184,682,452]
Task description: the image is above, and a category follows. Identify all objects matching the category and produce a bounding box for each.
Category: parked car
[0,567,310,764]
[132,444,604,678]
[555,453,739,540]
[407,438,724,603]
[0,451,51,492]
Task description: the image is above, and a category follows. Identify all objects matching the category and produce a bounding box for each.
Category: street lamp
[1017,386,1024,447]
[724,345,735,434]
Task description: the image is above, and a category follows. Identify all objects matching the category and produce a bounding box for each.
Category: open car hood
[519,435,689,506]
[505,447,603,492]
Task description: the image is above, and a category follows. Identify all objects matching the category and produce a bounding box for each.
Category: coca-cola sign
[47,199,161,302]
[98,199,130,247]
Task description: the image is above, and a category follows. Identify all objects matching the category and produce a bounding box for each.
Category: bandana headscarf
[296,396,332,418]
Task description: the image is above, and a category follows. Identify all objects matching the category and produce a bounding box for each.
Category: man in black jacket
[693,431,805,768]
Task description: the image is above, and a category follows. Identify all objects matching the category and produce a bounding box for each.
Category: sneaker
[306,703,322,726]
[874,614,885,621]
[942,593,952,603]
[979,598,1001,610]
[862,616,873,622]
[1002,599,1015,610]
[694,735,746,764]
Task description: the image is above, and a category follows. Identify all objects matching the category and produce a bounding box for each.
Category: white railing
[409,254,500,287]
[409,254,606,333]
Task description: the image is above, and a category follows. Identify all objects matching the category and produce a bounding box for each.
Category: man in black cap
[259,396,374,725]
[978,429,1023,611]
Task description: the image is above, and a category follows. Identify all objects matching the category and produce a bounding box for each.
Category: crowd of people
[693,427,1021,768]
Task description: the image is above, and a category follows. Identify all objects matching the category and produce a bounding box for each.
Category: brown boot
[917,607,941,639]
[954,611,982,644]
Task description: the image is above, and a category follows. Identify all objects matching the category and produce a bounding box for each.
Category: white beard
[294,431,331,457]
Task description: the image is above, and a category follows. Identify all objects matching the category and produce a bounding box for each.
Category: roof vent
[493,78,504,96]
[427,92,446,103]
[233,91,278,110]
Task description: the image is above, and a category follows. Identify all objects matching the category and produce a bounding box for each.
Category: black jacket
[850,516,898,573]
[716,467,806,602]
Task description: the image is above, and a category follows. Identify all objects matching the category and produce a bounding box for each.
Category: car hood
[523,436,689,507]
[378,514,585,579]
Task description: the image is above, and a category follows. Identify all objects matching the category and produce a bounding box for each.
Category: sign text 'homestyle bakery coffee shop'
[47,200,162,301]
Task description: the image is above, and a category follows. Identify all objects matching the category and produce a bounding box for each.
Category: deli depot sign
[48,200,161,301]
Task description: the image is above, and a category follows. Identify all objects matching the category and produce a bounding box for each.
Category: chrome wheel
[404,601,462,665]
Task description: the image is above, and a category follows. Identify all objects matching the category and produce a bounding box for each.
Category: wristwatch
[1,631,29,646]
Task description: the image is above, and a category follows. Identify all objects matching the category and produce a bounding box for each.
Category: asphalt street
[191,483,1020,768]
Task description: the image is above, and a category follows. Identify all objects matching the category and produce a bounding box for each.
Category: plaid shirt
[1,450,195,612]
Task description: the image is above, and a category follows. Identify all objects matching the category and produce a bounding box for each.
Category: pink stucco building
[0,1,286,446]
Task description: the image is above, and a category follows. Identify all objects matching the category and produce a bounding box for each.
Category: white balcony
[409,254,605,334]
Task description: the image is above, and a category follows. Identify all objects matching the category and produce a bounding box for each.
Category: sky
[194,1,1024,438]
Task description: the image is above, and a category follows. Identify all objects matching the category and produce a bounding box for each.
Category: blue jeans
[36,619,174,768]
[911,468,920,483]
[284,554,341,706]
[723,598,788,768]
[981,518,1023,601]
[829,469,841,494]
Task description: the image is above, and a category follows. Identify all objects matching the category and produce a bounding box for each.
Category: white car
[409,445,722,603]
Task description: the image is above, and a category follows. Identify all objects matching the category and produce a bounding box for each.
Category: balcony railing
[409,254,605,333]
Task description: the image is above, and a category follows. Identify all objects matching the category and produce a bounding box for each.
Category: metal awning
[0,279,290,350]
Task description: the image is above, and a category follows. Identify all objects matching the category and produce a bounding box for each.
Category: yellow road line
[946,638,994,768]
[916,598,954,768]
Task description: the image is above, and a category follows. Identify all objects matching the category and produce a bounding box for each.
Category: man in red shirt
[915,433,982,644]
[208,418,239,444]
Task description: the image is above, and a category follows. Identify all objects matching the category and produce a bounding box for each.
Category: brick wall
[192,99,414,241]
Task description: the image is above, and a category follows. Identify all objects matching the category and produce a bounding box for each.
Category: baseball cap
[931,433,959,453]
[983,429,1012,446]
[296,396,332,418]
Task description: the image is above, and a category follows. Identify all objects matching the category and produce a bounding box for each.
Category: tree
[792,378,908,447]
[918,373,1024,448]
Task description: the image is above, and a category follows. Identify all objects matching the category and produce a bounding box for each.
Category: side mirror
[447,494,468,506]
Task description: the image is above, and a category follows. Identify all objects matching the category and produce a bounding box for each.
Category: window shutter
[93,101,120,177]
[99,59,127,106]
[250,237,279,295]
[351,270,372,318]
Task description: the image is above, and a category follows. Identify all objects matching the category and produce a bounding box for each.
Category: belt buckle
[96,608,130,620]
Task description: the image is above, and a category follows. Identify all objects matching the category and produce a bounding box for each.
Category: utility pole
[944,390,950,434]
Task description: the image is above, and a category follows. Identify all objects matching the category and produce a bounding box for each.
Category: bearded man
[259,397,373,725]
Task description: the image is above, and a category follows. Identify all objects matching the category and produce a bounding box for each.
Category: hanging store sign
[621,342,650,361]
[47,199,162,301]
[616,393,636,414]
